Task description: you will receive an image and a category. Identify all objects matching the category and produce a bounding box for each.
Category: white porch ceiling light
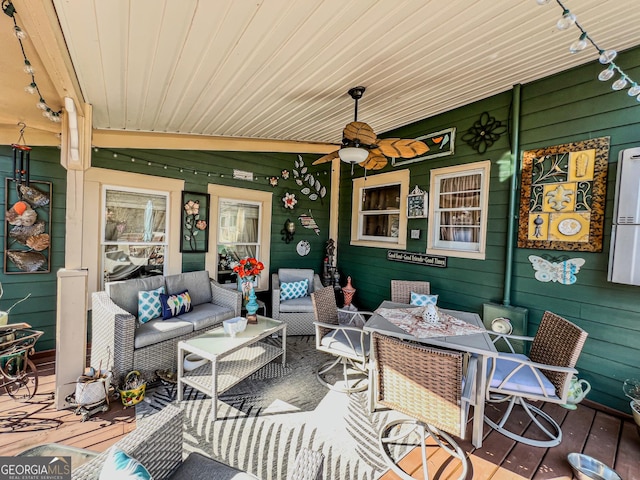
[339,146,369,164]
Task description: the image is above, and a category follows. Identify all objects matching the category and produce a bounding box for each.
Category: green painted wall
[91,148,331,288]
[0,146,66,351]
[334,47,640,413]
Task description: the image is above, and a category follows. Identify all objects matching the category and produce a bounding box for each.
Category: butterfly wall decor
[528,255,585,285]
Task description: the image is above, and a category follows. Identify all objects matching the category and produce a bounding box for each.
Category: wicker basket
[118,370,146,407]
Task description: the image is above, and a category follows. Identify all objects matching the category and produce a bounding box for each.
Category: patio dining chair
[311,286,373,393]
[371,332,474,480]
[484,311,588,447]
[390,280,430,304]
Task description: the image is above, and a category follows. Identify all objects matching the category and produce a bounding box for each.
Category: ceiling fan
[312,86,429,172]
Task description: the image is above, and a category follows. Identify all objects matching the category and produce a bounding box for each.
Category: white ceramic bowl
[223,317,248,336]
[183,353,207,372]
[567,453,621,480]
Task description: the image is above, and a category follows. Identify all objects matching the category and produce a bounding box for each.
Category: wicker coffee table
[177,316,286,420]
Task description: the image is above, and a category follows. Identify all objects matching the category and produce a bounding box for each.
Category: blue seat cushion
[320,329,369,357]
[489,353,557,397]
[134,317,193,349]
[176,303,235,330]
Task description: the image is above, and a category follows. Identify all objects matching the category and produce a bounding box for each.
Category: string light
[538,0,640,102]
[2,0,62,121]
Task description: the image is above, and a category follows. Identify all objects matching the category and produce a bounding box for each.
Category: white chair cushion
[320,329,369,357]
[489,353,557,397]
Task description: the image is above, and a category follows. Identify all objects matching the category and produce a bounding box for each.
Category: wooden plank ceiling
[3,0,640,147]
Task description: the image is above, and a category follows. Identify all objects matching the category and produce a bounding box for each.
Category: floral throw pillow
[99,448,152,480]
[280,279,309,301]
[410,292,438,307]
[137,286,165,324]
[160,290,193,320]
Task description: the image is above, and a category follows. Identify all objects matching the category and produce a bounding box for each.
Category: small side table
[18,443,98,468]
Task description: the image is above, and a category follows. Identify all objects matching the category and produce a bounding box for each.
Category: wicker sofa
[91,270,241,382]
[72,404,324,479]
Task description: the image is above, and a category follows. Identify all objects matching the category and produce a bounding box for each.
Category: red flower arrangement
[232,257,264,279]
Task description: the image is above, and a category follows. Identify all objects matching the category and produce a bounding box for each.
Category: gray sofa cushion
[169,452,258,480]
[107,276,166,316]
[279,296,314,313]
[166,271,212,306]
[134,317,193,349]
[176,303,235,330]
[278,269,317,293]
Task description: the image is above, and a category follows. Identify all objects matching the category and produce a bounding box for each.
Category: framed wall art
[517,136,610,252]
[407,185,428,218]
[4,178,52,274]
[180,191,210,253]
[392,127,456,166]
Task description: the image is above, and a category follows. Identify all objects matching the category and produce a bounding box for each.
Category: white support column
[55,269,88,408]
[329,157,341,266]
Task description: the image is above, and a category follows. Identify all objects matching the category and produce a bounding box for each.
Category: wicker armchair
[73,404,324,480]
[311,286,373,393]
[272,269,323,335]
[371,333,473,480]
[390,280,430,304]
[484,311,588,447]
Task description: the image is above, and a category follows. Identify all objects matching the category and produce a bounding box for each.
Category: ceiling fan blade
[359,153,388,171]
[376,138,429,158]
[312,150,340,165]
[343,121,377,146]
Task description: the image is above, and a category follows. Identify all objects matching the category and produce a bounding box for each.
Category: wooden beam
[92,129,338,154]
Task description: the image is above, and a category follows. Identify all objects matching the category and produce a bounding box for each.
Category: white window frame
[100,185,170,288]
[206,185,272,291]
[427,160,491,260]
[351,170,409,249]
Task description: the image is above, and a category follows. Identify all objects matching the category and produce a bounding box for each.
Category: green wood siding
[336,47,640,413]
[0,146,66,352]
[92,148,331,283]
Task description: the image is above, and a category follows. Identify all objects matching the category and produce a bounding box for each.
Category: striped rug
[137,335,398,479]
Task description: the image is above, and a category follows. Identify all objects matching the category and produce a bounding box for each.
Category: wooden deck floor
[0,353,638,480]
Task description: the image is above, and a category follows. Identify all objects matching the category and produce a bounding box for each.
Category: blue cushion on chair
[137,286,165,324]
[99,448,152,480]
[410,292,438,307]
[280,279,309,301]
[489,353,557,397]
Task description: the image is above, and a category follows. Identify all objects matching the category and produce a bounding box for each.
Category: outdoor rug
[136,335,400,479]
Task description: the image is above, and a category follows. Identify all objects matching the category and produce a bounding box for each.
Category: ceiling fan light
[339,147,369,164]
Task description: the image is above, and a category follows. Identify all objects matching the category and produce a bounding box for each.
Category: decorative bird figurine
[298,211,320,235]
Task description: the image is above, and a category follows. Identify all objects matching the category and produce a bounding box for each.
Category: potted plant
[623,378,640,429]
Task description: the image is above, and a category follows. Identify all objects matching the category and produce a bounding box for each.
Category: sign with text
[387,250,447,268]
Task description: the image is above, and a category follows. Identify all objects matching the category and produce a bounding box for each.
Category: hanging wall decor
[180,191,210,253]
[461,112,507,154]
[407,185,428,218]
[528,255,585,285]
[392,127,456,166]
[4,178,52,274]
[517,137,610,252]
[282,192,297,209]
[298,210,320,235]
[293,155,326,201]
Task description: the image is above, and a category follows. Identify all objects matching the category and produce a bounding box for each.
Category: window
[427,160,491,259]
[206,185,272,291]
[351,170,409,249]
[101,186,169,285]
[217,200,261,284]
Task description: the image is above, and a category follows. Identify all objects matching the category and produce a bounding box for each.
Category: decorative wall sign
[298,210,320,235]
[4,178,52,274]
[517,137,610,252]
[461,112,507,154]
[528,255,585,285]
[387,250,447,268]
[180,191,209,253]
[392,127,456,166]
[407,185,428,218]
